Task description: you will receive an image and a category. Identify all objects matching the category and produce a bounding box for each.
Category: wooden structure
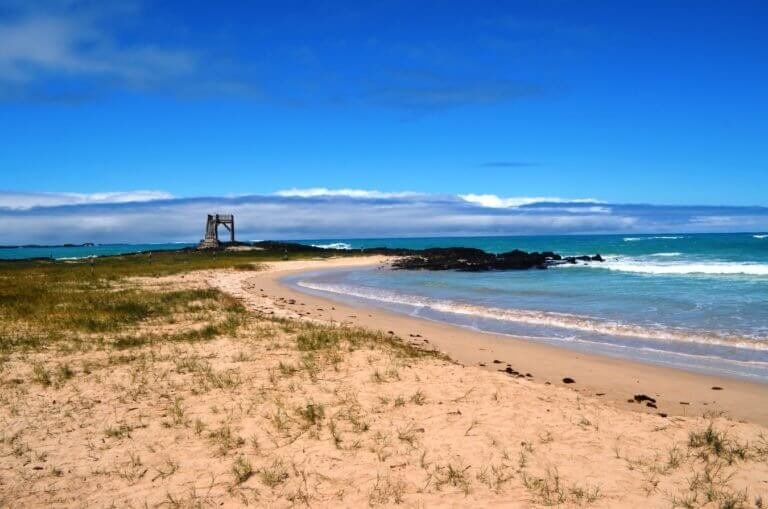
[198,214,235,249]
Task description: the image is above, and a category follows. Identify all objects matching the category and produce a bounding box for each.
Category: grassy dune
[0,247,342,353]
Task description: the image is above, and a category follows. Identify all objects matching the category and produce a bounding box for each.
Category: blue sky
[1,1,767,242]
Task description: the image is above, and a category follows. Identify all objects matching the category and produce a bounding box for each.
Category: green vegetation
[0,245,368,353]
[0,244,340,279]
[260,459,289,488]
[0,250,263,352]
[294,321,446,361]
[231,455,254,484]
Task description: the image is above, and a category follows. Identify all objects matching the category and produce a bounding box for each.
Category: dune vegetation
[1,252,767,507]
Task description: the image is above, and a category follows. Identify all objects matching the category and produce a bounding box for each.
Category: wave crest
[311,242,353,250]
[583,258,768,276]
[296,281,768,351]
[624,236,685,242]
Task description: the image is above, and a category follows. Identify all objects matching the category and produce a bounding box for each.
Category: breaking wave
[580,257,768,276]
[755,234,768,239]
[623,236,685,242]
[311,242,353,250]
[296,281,768,351]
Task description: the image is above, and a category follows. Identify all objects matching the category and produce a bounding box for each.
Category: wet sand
[217,256,768,426]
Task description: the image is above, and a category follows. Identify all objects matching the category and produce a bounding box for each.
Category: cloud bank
[1,189,767,245]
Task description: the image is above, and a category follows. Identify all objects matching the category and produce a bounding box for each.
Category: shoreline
[219,256,768,426]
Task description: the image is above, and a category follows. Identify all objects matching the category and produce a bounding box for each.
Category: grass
[0,270,245,352]
[296,401,325,427]
[232,456,253,484]
[294,321,444,360]
[208,423,246,456]
[369,474,406,505]
[688,423,749,464]
[0,245,354,353]
[260,459,289,488]
[31,363,51,386]
[166,398,190,427]
[105,423,134,439]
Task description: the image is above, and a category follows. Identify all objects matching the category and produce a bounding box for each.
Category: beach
[217,256,768,426]
[3,254,768,507]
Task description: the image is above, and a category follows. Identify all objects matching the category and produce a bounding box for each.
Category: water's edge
[283,267,768,384]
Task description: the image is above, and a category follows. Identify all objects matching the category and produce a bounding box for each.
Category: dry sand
[2,256,767,507]
[233,256,768,427]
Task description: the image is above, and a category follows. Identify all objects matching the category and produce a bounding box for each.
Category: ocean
[5,233,768,382]
[290,233,768,382]
[0,243,195,260]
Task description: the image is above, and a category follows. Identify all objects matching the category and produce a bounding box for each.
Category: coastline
[6,253,768,506]
[219,255,768,426]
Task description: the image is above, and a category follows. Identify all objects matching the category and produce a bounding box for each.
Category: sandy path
[209,256,768,426]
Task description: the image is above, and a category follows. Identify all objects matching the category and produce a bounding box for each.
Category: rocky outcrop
[390,247,604,272]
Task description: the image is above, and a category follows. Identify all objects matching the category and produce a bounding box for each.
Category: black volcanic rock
[391,247,604,272]
[391,247,551,271]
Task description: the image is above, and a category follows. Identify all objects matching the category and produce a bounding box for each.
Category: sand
[2,256,767,507]
[225,256,768,427]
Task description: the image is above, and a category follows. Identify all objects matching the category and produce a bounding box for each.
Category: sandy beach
[222,256,768,427]
[3,255,768,507]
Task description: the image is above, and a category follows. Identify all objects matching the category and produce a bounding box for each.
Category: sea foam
[623,236,685,242]
[583,258,768,276]
[296,281,768,351]
[311,242,353,250]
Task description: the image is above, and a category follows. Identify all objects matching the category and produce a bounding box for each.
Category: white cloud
[0,188,766,244]
[274,188,421,199]
[459,194,602,208]
[0,190,173,210]
[0,12,197,87]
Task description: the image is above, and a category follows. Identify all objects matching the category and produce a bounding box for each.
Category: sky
[1,0,767,243]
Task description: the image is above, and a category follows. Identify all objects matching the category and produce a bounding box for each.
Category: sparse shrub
[410,390,427,405]
[167,398,190,427]
[233,263,260,271]
[56,363,75,382]
[522,467,566,505]
[208,424,245,456]
[368,474,406,505]
[296,401,325,427]
[434,463,471,494]
[232,455,253,484]
[260,459,289,488]
[31,363,51,386]
[105,423,133,439]
[688,424,749,464]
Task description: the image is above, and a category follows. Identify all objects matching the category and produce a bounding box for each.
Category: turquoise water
[0,243,195,260]
[291,233,768,382]
[5,233,768,381]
